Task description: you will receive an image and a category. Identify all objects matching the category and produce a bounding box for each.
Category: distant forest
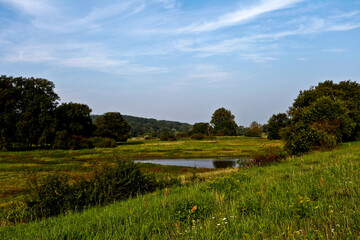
[91,115,192,137]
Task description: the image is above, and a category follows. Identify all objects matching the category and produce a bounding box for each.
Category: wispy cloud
[3,42,166,74]
[173,12,360,60]
[175,0,303,33]
[154,0,176,9]
[189,64,233,83]
[322,48,346,53]
[0,0,56,16]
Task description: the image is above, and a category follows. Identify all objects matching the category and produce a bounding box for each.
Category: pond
[135,159,243,169]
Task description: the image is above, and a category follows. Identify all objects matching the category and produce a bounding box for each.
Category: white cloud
[322,48,346,53]
[0,0,56,16]
[175,0,303,33]
[3,42,166,75]
[154,0,176,9]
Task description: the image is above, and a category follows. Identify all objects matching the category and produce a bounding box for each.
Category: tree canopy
[210,107,238,136]
[94,112,131,142]
[282,80,360,155]
[191,122,210,135]
[0,76,59,149]
[267,113,289,140]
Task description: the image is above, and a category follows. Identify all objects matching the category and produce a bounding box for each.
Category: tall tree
[94,112,131,142]
[55,102,94,137]
[0,76,59,149]
[267,113,289,140]
[191,122,210,135]
[210,108,238,136]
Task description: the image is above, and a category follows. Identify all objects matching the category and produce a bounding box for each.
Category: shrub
[143,134,152,140]
[244,130,261,137]
[53,131,93,150]
[190,133,204,140]
[175,131,188,138]
[23,161,164,220]
[159,132,177,141]
[24,173,73,218]
[88,136,117,148]
[252,146,288,166]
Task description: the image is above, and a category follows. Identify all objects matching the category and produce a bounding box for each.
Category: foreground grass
[0,136,280,205]
[1,141,359,239]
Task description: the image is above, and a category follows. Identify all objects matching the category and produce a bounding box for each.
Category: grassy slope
[1,141,359,239]
[0,137,280,205]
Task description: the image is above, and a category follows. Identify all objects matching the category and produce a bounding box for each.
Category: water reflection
[212,160,236,168]
[135,159,239,169]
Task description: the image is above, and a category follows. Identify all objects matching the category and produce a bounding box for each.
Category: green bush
[159,132,177,141]
[88,136,117,148]
[252,146,288,166]
[244,130,261,137]
[24,173,73,218]
[190,133,205,140]
[23,161,164,220]
[53,131,93,150]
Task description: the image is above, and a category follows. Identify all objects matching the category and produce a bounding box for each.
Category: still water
[135,159,240,169]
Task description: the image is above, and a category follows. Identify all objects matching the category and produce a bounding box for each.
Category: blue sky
[1,0,359,126]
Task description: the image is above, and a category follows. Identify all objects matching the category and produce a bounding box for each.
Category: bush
[24,173,73,218]
[190,133,204,140]
[53,131,93,150]
[159,132,177,141]
[252,146,288,166]
[88,136,117,148]
[143,134,152,140]
[175,131,188,138]
[23,161,163,220]
[244,130,261,137]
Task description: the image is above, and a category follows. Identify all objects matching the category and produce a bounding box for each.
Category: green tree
[0,76,59,149]
[244,121,262,137]
[55,102,94,137]
[191,122,210,135]
[210,108,238,136]
[283,80,359,155]
[94,112,131,142]
[267,113,289,140]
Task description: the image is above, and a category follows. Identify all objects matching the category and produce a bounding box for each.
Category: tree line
[0,75,131,150]
[2,75,358,155]
[91,115,192,138]
[188,80,360,156]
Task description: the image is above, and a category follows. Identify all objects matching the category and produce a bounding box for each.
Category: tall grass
[1,141,359,239]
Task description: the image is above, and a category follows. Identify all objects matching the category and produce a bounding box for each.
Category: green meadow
[0,137,280,207]
[1,139,359,239]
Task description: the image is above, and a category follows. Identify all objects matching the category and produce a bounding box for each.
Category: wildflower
[212,217,215,219]
[217,224,221,226]
[222,217,227,221]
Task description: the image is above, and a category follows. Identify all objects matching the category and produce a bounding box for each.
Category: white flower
[222,218,227,221]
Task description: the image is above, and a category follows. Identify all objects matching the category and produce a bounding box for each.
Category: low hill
[2,141,359,239]
[91,114,193,137]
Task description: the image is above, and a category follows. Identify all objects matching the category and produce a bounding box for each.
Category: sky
[0,0,359,126]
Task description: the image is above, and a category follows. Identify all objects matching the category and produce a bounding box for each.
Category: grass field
[0,137,280,207]
[1,141,359,239]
